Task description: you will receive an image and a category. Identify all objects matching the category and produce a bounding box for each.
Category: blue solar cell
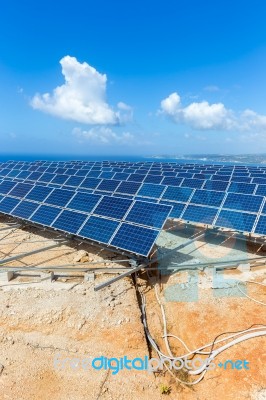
[79,216,120,243]
[8,183,34,198]
[182,205,218,224]
[30,205,61,226]
[230,176,252,183]
[223,193,263,213]
[190,189,225,207]
[27,172,43,181]
[261,202,266,215]
[67,192,101,213]
[254,215,266,235]
[0,169,12,176]
[55,168,67,174]
[11,200,39,219]
[228,182,256,195]
[38,173,56,183]
[252,177,266,185]
[125,201,171,228]
[97,179,121,192]
[51,174,70,184]
[80,177,101,189]
[137,183,166,198]
[127,174,145,182]
[0,181,17,194]
[75,169,89,177]
[144,175,163,184]
[86,171,101,177]
[113,172,130,180]
[110,223,159,256]
[256,185,266,197]
[181,178,203,189]
[64,176,85,187]
[7,169,20,177]
[193,173,212,180]
[52,210,87,234]
[0,197,20,213]
[177,172,194,178]
[162,186,193,202]
[99,172,115,179]
[161,177,182,186]
[115,181,142,195]
[212,175,230,181]
[93,196,133,220]
[216,210,256,232]
[159,201,185,218]
[16,171,31,179]
[25,185,53,202]
[203,180,228,191]
[45,188,75,207]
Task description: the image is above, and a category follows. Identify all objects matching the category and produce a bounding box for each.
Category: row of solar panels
[2,168,266,197]
[2,159,266,169]
[0,177,266,236]
[1,161,266,173]
[0,180,174,257]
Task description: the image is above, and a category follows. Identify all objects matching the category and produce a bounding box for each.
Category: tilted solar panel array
[0,177,172,257]
[0,160,266,242]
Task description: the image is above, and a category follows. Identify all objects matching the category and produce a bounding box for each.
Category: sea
[0,154,263,167]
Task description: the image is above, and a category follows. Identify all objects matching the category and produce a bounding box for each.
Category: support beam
[94,263,147,291]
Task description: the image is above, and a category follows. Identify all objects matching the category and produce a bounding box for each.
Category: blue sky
[1,0,266,156]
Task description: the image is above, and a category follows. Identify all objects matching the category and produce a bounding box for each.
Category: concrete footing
[0,271,14,282]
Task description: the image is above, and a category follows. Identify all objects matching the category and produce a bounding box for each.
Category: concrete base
[84,272,95,282]
[39,272,54,282]
[0,271,14,282]
[237,263,251,272]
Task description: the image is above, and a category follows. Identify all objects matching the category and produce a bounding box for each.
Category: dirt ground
[0,216,265,400]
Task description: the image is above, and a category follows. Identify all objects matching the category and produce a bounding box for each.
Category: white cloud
[72,127,134,144]
[31,56,132,125]
[160,92,266,132]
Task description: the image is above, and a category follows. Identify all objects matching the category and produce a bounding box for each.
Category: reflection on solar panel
[110,223,159,256]
[79,216,119,243]
[182,205,218,224]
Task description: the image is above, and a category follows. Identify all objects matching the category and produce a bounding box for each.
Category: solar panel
[115,181,142,195]
[223,192,263,213]
[190,189,224,207]
[161,177,182,186]
[80,177,101,189]
[97,179,121,192]
[94,196,133,220]
[203,180,229,191]
[52,210,88,234]
[67,192,101,213]
[11,200,39,219]
[8,183,34,198]
[110,223,159,256]
[125,201,172,229]
[127,174,145,182]
[254,215,266,235]
[228,182,256,195]
[30,205,61,226]
[0,181,17,194]
[255,185,266,196]
[216,210,256,232]
[162,186,193,202]
[159,200,185,218]
[0,197,20,213]
[144,175,163,184]
[64,176,85,187]
[182,205,218,225]
[45,188,75,207]
[79,216,120,243]
[25,185,53,202]
[181,178,204,189]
